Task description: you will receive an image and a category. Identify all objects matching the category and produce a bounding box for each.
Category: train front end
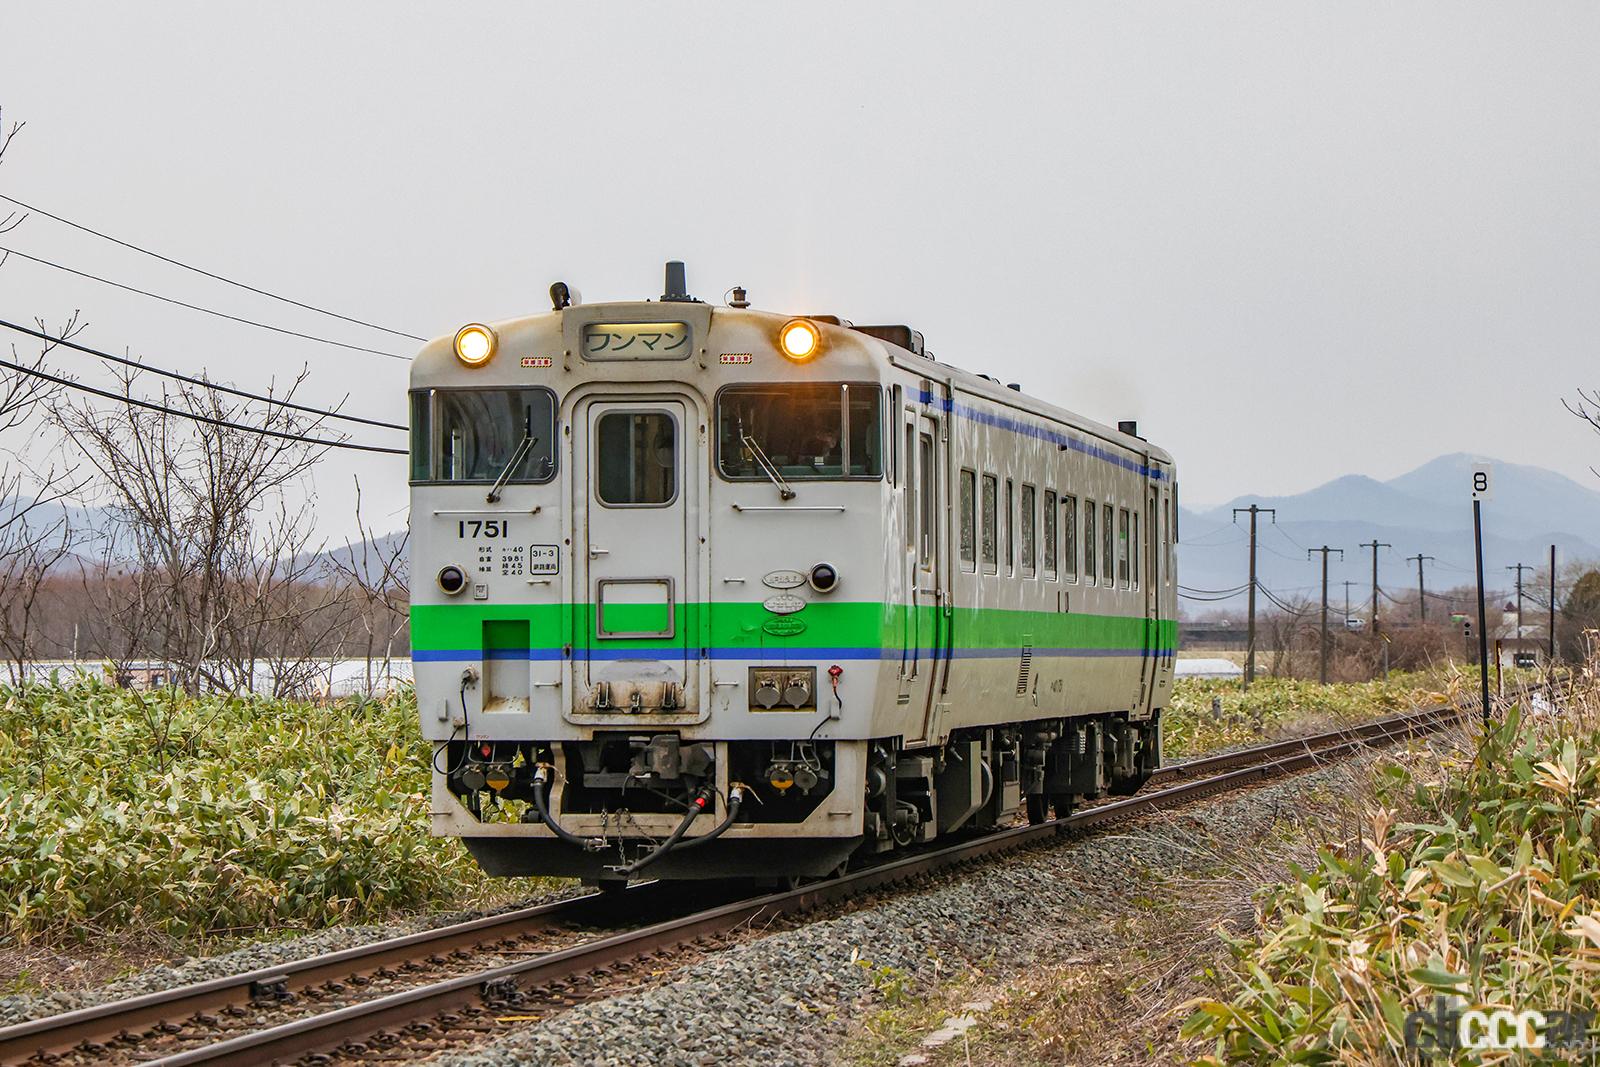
[409,269,891,883]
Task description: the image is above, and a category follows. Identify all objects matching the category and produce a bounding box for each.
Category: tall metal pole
[1474,500,1491,726]
[1309,546,1343,684]
[1408,553,1435,621]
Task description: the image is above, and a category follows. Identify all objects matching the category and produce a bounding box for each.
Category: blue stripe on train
[915,389,1167,481]
[414,646,1176,663]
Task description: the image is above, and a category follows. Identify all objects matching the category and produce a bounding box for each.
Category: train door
[1140,473,1162,711]
[573,396,693,711]
[899,398,945,743]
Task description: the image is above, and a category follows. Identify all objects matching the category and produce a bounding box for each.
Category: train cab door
[573,396,695,714]
[899,391,946,743]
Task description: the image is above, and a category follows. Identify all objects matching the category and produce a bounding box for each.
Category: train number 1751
[457,520,508,538]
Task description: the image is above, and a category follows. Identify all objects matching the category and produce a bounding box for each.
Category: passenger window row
[958,467,1145,592]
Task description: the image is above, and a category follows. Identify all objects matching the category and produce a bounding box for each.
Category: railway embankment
[849,679,1595,1066]
[0,674,1519,1064]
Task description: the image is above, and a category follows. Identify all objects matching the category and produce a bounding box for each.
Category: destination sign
[582,322,691,361]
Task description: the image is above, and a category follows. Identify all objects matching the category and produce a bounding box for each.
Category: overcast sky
[2,2,1597,540]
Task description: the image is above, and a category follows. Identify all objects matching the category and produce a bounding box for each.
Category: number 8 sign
[1471,463,1494,502]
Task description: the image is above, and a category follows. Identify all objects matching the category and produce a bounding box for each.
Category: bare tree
[327,476,410,697]
[0,110,88,685]
[52,365,338,693]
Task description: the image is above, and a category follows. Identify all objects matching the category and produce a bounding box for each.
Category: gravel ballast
[439,761,1364,1067]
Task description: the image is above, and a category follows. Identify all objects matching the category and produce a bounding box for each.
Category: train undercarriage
[445,712,1161,884]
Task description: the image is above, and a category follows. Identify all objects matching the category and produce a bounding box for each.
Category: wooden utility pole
[1549,544,1558,661]
[1308,545,1344,684]
[1233,504,1276,689]
[1359,541,1391,631]
[1360,540,1392,680]
[1408,553,1436,620]
[1506,563,1532,637]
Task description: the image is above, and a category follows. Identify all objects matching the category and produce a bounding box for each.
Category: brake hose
[532,764,603,851]
[621,786,716,876]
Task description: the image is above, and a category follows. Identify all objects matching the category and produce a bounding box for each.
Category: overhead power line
[0,352,406,456]
[0,192,426,342]
[1178,588,1246,602]
[0,317,406,432]
[0,245,409,360]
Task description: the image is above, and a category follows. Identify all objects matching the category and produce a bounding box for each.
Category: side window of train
[1042,490,1058,581]
[1020,484,1037,579]
[1062,494,1078,582]
[1083,499,1096,585]
[904,421,916,550]
[1131,510,1140,591]
[981,474,998,574]
[890,386,902,486]
[1102,502,1115,585]
[918,432,935,569]
[1162,492,1172,586]
[959,469,977,571]
[1118,507,1130,589]
[1004,479,1015,577]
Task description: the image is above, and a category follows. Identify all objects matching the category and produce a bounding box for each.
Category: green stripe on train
[410,602,1177,653]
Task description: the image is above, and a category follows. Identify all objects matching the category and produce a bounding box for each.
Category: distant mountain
[1179,453,1600,612]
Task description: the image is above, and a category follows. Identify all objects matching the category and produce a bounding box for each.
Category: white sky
[2,2,1597,540]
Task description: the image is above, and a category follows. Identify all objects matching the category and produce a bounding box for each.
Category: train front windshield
[716,383,882,480]
[410,388,557,483]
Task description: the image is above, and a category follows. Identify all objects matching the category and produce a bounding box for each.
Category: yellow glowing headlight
[453,323,497,366]
[778,319,821,361]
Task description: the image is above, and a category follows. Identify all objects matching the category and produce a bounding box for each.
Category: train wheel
[1026,794,1074,824]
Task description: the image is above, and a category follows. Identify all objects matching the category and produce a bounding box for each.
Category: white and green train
[410,264,1177,885]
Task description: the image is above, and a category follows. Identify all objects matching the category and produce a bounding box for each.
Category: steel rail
[0,887,681,1065]
[131,703,1463,1067]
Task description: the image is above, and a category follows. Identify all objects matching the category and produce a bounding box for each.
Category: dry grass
[838,755,1410,1066]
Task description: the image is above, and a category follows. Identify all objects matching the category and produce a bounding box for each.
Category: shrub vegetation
[1184,698,1600,1062]
[0,681,532,943]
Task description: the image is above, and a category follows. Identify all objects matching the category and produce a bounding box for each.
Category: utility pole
[1549,544,1558,661]
[1343,580,1356,625]
[1309,546,1344,684]
[1360,541,1392,681]
[1407,554,1436,621]
[1359,541,1391,631]
[1506,563,1532,637]
[1232,504,1277,689]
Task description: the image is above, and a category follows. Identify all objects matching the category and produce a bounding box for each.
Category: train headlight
[778,319,820,361]
[809,562,839,593]
[437,564,468,595]
[453,323,498,367]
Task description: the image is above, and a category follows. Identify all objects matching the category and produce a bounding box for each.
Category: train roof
[413,265,1173,470]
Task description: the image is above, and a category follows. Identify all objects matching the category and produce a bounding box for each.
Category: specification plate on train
[528,544,559,575]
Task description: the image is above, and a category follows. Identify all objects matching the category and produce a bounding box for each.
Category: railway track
[1,702,1468,1067]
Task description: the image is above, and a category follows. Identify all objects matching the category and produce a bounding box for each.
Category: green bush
[0,682,526,942]
[1183,700,1600,1063]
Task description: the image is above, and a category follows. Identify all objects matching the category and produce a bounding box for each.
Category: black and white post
[1472,463,1493,727]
